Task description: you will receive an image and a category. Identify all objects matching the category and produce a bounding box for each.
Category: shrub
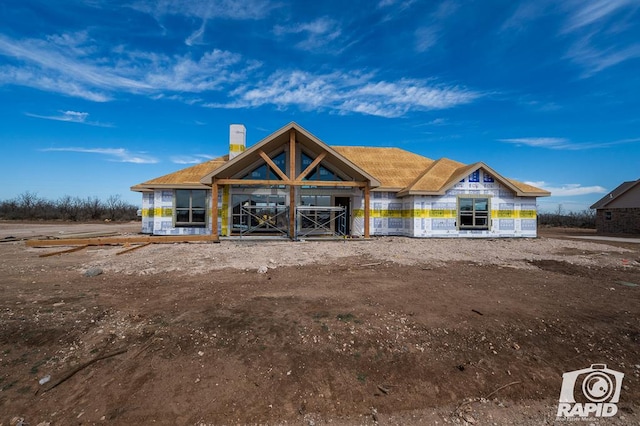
[538,206,595,228]
[0,192,139,222]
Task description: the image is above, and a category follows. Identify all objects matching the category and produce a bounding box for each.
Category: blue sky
[1,0,639,212]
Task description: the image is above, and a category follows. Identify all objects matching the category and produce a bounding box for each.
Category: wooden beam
[289,185,296,239]
[215,178,367,187]
[116,243,150,256]
[26,234,219,248]
[211,180,219,238]
[296,151,326,181]
[289,128,296,179]
[364,184,370,238]
[39,245,88,257]
[289,129,297,239]
[258,150,289,181]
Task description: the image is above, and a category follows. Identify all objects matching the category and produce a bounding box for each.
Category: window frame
[174,189,207,227]
[457,196,490,230]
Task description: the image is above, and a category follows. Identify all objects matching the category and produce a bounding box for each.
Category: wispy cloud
[561,0,640,76]
[561,0,637,33]
[0,22,479,118]
[0,32,256,101]
[500,136,640,150]
[42,147,158,164]
[525,181,607,196]
[170,154,215,164]
[25,110,112,127]
[565,34,640,77]
[185,21,207,46]
[500,2,550,32]
[414,26,439,53]
[500,1,639,76]
[207,71,481,118]
[499,137,572,149]
[274,17,342,51]
[413,1,458,53]
[128,0,277,21]
[377,0,416,10]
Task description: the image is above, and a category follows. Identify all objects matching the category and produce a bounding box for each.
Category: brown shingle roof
[131,156,228,191]
[332,146,433,190]
[590,179,640,209]
[398,158,465,195]
[506,178,550,196]
[131,133,549,197]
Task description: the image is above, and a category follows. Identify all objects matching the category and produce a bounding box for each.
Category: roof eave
[590,179,640,209]
[519,191,551,197]
[131,183,211,192]
[199,122,381,187]
[397,189,443,197]
[374,186,403,192]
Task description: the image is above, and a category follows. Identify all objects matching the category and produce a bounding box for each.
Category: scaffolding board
[238,204,290,237]
[295,206,347,240]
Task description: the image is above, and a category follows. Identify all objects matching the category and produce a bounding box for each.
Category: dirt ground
[0,223,639,425]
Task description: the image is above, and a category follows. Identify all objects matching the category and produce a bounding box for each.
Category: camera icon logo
[557,364,624,418]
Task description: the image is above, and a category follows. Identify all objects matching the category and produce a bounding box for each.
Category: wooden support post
[289,185,296,239]
[289,129,296,239]
[212,180,219,238]
[364,184,370,238]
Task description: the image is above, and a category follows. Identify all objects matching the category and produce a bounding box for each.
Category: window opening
[242,151,287,180]
[175,189,207,226]
[300,152,344,181]
[458,197,489,230]
[231,192,288,236]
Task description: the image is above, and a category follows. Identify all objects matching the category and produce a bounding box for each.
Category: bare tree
[0,192,139,222]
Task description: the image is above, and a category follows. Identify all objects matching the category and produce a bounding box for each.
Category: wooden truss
[210,129,371,238]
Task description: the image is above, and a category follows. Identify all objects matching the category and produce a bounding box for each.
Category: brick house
[590,179,640,234]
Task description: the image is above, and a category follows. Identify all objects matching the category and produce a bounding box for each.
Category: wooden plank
[296,151,326,181]
[289,185,296,238]
[52,231,120,240]
[212,180,219,238]
[289,129,297,239]
[116,242,150,256]
[364,184,371,238]
[26,234,218,247]
[259,150,289,181]
[289,128,296,179]
[39,245,89,257]
[216,178,367,187]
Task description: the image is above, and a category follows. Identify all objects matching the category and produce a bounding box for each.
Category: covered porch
[200,125,379,240]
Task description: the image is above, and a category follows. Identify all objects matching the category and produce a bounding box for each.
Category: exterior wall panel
[140,170,542,238]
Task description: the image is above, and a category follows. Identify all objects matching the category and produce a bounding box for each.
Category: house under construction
[131,122,550,239]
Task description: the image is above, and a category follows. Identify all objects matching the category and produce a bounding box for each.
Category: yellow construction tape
[353,209,537,219]
[229,144,246,154]
[153,207,173,217]
[220,186,230,236]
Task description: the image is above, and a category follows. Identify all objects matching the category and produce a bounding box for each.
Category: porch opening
[295,206,347,239]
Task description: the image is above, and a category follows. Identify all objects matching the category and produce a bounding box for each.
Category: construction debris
[116,242,150,256]
[39,245,89,258]
[25,234,219,251]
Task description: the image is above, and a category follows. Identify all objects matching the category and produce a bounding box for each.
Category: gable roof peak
[590,178,640,209]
